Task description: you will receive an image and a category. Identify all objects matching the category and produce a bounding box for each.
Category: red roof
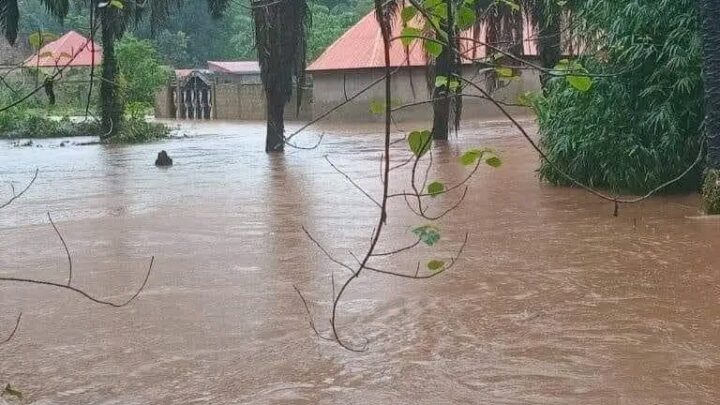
[208,61,260,74]
[24,31,101,68]
[308,10,538,72]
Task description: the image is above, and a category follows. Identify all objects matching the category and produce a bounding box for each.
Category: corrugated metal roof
[23,31,101,68]
[208,61,261,74]
[308,9,538,72]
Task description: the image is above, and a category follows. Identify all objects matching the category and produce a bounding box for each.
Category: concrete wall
[311,64,540,123]
[154,80,312,121]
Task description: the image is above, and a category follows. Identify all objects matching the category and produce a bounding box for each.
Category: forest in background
[15,0,373,67]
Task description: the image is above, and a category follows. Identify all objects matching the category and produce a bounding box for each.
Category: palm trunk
[99,12,122,140]
[431,48,451,141]
[536,3,561,90]
[431,0,458,141]
[266,93,285,152]
[700,0,720,214]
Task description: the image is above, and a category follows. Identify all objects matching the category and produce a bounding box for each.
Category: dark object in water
[155,150,173,166]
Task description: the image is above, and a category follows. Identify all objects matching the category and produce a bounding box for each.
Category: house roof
[175,69,194,78]
[308,9,538,72]
[23,31,101,68]
[207,61,261,74]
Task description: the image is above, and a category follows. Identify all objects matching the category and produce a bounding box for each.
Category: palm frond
[0,0,19,44]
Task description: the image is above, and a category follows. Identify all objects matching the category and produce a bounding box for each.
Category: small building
[154,60,311,121]
[307,9,541,123]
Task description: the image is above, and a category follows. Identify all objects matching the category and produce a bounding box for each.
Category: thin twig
[0,257,154,308]
[47,212,72,286]
[325,155,382,208]
[0,313,22,345]
[302,226,356,275]
[0,169,38,210]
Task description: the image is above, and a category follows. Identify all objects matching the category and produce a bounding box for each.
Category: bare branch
[302,226,356,275]
[292,286,333,341]
[0,257,154,308]
[47,212,73,286]
[325,156,382,208]
[0,169,38,210]
[0,314,22,345]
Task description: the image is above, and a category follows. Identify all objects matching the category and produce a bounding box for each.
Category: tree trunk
[431,48,451,141]
[265,94,285,153]
[431,0,457,141]
[536,3,561,90]
[700,0,720,214]
[99,13,122,140]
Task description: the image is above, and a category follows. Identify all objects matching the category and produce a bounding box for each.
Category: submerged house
[307,9,542,123]
[154,60,311,121]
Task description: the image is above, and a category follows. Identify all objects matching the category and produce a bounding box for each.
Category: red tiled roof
[208,61,261,74]
[308,9,538,72]
[23,31,101,68]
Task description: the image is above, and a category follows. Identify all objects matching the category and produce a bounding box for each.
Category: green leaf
[423,0,443,9]
[28,31,57,49]
[369,100,385,114]
[413,225,441,246]
[110,0,124,8]
[554,60,593,92]
[427,181,444,197]
[435,75,448,88]
[460,148,484,166]
[408,130,432,157]
[427,260,445,271]
[457,6,476,30]
[400,27,423,46]
[485,156,502,167]
[498,0,520,11]
[424,40,442,58]
[401,6,417,23]
[495,67,514,78]
[517,91,538,107]
[567,75,592,92]
[3,384,23,400]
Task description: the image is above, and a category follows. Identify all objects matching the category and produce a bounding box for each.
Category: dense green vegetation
[535,0,705,193]
[15,0,372,68]
[116,35,170,106]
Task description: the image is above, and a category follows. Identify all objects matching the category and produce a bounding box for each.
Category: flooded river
[0,121,718,404]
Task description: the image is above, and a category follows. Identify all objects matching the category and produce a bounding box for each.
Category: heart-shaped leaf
[408,130,432,158]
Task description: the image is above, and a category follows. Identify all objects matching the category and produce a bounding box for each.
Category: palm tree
[98,3,130,139]
[429,0,461,141]
[0,0,68,45]
[700,0,720,214]
[251,0,309,153]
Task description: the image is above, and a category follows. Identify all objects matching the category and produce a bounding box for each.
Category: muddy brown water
[0,121,718,404]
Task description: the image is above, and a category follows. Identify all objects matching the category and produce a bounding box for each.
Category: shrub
[116,35,170,105]
[535,0,704,194]
[106,117,170,144]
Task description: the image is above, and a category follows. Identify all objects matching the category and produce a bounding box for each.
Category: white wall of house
[310,64,540,123]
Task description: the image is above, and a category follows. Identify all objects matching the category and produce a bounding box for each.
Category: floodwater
[0,120,718,404]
